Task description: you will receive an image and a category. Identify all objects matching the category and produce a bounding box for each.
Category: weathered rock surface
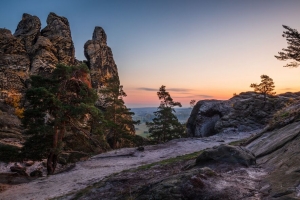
[29,36,58,75]
[41,12,75,66]
[0,28,30,100]
[14,13,41,53]
[187,92,297,137]
[196,144,256,167]
[65,148,264,200]
[246,121,300,199]
[187,100,231,137]
[84,26,119,90]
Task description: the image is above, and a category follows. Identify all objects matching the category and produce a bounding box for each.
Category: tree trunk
[47,152,58,175]
[47,126,59,175]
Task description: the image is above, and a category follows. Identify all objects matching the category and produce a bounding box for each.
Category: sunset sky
[1,0,300,108]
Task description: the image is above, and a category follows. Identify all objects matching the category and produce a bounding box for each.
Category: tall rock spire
[84,26,119,89]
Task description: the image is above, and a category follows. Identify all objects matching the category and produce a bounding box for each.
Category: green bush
[0,144,21,162]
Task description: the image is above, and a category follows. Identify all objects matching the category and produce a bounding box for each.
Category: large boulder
[186,100,231,137]
[196,144,256,167]
[187,92,298,137]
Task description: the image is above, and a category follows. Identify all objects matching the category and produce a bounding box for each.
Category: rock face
[14,13,41,53]
[30,12,75,75]
[187,92,296,137]
[41,12,75,66]
[84,26,119,90]
[246,121,300,199]
[0,28,30,100]
[187,100,231,137]
[0,12,76,100]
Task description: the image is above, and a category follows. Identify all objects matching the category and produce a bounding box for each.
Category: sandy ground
[0,131,257,200]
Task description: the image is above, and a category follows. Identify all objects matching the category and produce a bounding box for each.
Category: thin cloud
[168,88,190,92]
[137,87,157,91]
[137,87,191,92]
[280,88,292,90]
[196,94,214,98]
[173,94,214,99]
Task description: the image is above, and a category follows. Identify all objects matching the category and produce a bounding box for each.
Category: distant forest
[132,107,192,123]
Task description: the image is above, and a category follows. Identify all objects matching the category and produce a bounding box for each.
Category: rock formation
[13,13,41,53]
[0,12,76,100]
[246,121,300,198]
[0,28,30,100]
[187,92,297,137]
[84,26,119,107]
[0,12,136,159]
[84,26,119,87]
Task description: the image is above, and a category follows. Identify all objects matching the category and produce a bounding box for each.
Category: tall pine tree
[98,77,140,148]
[146,85,184,143]
[22,64,102,175]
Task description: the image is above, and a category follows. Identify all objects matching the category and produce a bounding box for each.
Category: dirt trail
[0,132,254,200]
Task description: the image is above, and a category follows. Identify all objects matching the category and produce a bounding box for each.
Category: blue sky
[1,0,300,107]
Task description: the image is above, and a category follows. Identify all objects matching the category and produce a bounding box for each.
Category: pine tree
[250,74,276,101]
[275,25,300,68]
[146,85,184,143]
[22,64,102,175]
[98,77,140,149]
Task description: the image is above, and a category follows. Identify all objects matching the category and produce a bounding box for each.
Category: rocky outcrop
[0,12,136,159]
[0,12,77,99]
[14,13,41,53]
[246,121,300,198]
[187,92,297,137]
[30,12,75,75]
[29,36,58,75]
[187,100,231,137]
[0,28,30,100]
[84,26,119,90]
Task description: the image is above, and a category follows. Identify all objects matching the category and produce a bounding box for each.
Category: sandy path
[0,132,254,200]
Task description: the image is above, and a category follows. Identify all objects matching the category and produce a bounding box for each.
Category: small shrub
[4,93,24,118]
[268,100,300,130]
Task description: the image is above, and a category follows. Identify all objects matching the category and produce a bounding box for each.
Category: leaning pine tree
[22,64,102,175]
[146,85,185,143]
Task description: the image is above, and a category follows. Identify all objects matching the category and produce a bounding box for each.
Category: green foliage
[147,85,185,143]
[98,77,140,148]
[0,144,21,162]
[275,25,300,68]
[250,74,276,101]
[22,64,103,174]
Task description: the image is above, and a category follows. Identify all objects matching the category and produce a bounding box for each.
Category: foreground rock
[247,121,300,199]
[60,142,263,200]
[196,144,256,167]
[0,132,254,200]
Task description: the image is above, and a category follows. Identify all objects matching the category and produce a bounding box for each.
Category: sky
[1,0,300,108]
